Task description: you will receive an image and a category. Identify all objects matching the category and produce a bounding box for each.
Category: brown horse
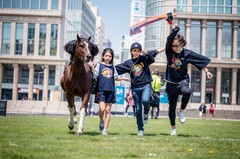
[60,35,98,135]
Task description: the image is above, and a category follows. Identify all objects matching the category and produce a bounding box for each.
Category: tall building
[0,0,98,101]
[143,0,240,106]
[130,0,146,49]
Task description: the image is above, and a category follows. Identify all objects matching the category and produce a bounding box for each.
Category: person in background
[202,103,207,119]
[199,103,207,119]
[164,19,213,136]
[116,42,165,136]
[150,69,162,119]
[94,48,129,135]
[124,91,136,117]
[209,103,215,119]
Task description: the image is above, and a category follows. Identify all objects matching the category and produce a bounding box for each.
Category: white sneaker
[102,129,108,135]
[170,129,177,136]
[178,111,185,124]
[143,114,148,124]
[137,130,144,136]
[99,121,104,133]
[124,113,128,117]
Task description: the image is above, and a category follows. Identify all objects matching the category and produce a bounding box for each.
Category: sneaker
[137,130,144,136]
[170,129,177,136]
[178,111,185,124]
[143,114,148,124]
[102,129,108,135]
[99,121,104,133]
[124,113,128,117]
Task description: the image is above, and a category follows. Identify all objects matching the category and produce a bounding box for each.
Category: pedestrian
[199,103,207,119]
[209,103,215,119]
[124,91,136,117]
[116,42,165,136]
[150,69,162,119]
[164,20,213,136]
[202,103,207,119]
[94,48,129,135]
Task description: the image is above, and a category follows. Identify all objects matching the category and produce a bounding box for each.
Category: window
[51,0,58,10]
[12,0,21,8]
[39,24,46,56]
[221,68,231,104]
[31,0,39,9]
[192,0,232,14]
[191,66,201,103]
[22,0,30,9]
[49,69,55,85]
[50,24,58,56]
[1,22,11,54]
[222,22,232,58]
[238,22,240,59]
[15,23,23,55]
[0,0,2,8]
[27,23,35,55]
[190,20,201,54]
[238,0,240,14]
[237,69,240,104]
[206,21,217,58]
[217,0,224,13]
[21,65,29,84]
[3,0,10,8]
[178,20,185,37]
[40,0,47,9]
[177,0,187,12]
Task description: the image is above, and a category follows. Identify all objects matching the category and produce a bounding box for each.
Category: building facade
[143,0,240,105]
[0,0,98,101]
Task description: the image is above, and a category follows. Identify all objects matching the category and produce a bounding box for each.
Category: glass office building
[144,0,240,105]
[0,0,96,101]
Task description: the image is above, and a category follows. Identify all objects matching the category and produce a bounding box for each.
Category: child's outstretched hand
[206,72,213,79]
[142,50,148,55]
[166,12,173,25]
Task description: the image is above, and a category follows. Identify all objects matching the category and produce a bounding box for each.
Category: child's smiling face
[103,51,112,64]
[131,48,141,58]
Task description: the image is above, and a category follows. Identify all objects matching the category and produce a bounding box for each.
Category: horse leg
[66,94,75,130]
[76,94,89,135]
[73,105,77,124]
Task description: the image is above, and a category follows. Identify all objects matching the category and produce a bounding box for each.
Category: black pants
[125,105,136,116]
[150,92,160,118]
[166,80,191,126]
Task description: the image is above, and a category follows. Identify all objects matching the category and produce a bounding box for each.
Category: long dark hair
[101,48,114,64]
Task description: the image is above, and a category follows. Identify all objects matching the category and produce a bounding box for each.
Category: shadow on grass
[68,131,120,136]
[158,132,199,138]
[129,133,157,136]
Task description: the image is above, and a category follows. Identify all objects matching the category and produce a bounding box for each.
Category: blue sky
[89,0,132,53]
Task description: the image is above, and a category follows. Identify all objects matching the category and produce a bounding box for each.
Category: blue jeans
[132,83,152,131]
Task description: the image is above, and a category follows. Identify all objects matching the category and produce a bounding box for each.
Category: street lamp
[37,71,43,101]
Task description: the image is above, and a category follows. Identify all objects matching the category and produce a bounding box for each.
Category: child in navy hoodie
[165,22,213,136]
[116,42,165,136]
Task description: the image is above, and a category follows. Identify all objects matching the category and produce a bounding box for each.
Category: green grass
[0,115,239,159]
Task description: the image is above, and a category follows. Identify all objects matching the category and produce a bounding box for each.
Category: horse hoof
[68,124,74,130]
[75,131,84,136]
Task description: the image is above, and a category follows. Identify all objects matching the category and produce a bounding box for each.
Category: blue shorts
[94,91,116,103]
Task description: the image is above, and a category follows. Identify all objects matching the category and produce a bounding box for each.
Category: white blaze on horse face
[84,41,92,61]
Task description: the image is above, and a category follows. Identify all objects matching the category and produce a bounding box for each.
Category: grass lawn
[0,115,239,159]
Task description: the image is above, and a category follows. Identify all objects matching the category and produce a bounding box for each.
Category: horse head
[64,35,99,63]
[74,35,92,62]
